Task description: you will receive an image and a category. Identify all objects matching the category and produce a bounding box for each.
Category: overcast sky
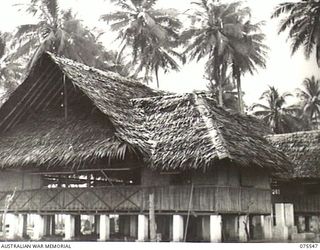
[0,0,319,106]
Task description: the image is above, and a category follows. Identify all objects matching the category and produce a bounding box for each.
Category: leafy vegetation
[271,0,320,66]
[296,76,320,129]
[182,0,267,112]
[250,86,304,134]
[0,0,319,134]
[100,0,184,87]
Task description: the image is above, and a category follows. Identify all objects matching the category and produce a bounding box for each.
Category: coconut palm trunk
[213,51,224,107]
[155,68,160,89]
[236,76,243,113]
[235,70,244,113]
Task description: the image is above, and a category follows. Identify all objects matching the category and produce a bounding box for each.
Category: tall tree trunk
[274,110,279,133]
[115,42,126,73]
[236,74,243,113]
[155,68,160,89]
[234,64,244,113]
[214,54,223,107]
[218,86,223,106]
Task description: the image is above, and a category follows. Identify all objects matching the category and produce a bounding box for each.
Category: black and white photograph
[0,0,319,247]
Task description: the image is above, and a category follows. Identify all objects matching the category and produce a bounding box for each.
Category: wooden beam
[3,67,59,132]
[27,168,135,175]
[42,85,64,111]
[26,72,61,109]
[0,64,56,130]
[33,77,63,111]
[41,76,75,112]
[7,73,61,132]
[63,74,68,120]
[7,71,62,131]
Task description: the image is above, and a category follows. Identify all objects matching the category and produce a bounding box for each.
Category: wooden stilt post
[149,193,156,242]
[183,184,194,242]
[2,188,16,241]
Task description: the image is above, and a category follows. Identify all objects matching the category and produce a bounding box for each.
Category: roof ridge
[45,52,158,92]
[192,93,231,160]
[265,129,320,138]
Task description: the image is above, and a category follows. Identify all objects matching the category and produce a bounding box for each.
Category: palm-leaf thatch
[266,130,320,179]
[0,52,160,169]
[47,52,160,153]
[132,92,291,173]
[0,52,291,175]
[0,111,123,169]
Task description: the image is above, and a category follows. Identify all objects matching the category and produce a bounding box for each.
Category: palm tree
[229,20,268,113]
[135,43,184,87]
[271,0,320,66]
[182,0,240,106]
[250,86,302,134]
[13,0,114,71]
[296,76,320,128]
[183,0,267,111]
[100,0,183,87]
[0,32,21,99]
[207,73,239,111]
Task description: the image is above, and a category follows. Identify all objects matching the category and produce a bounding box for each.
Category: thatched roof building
[0,52,291,174]
[0,52,159,168]
[133,93,291,172]
[266,130,320,179]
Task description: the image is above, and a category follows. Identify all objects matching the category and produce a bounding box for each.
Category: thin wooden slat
[28,168,134,175]
[2,66,58,132]
[41,85,64,111]
[33,76,63,111]
[63,74,68,120]
[0,64,54,129]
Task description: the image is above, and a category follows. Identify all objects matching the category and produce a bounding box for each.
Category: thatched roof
[132,92,291,172]
[0,52,158,168]
[266,130,320,179]
[0,52,291,173]
[47,52,159,154]
[0,111,123,168]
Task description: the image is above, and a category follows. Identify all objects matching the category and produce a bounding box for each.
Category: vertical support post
[172,215,184,242]
[210,215,222,243]
[201,216,210,241]
[32,214,44,240]
[284,203,294,227]
[17,214,27,239]
[149,193,156,241]
[238,215,249,242]
[43,215,51,236]
[138,214,149,242]
[284,203,295,238]
[275,203,286,226]
[63,74,68,120]
[262,215,272,240]
[51,215,56,236]
[6,214,19,240]
[169,216,173,241]
[99,215,110,241]
[94,215,100,234]
[63,215,75,241]
[129,215,137,238]
[274,203,289,240]
[74,215,81,238]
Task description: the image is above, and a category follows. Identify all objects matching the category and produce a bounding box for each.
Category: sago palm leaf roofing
[0,52,291,173]
[266,130,320,178]
[133,92,290,172]
[0,112,123,168]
